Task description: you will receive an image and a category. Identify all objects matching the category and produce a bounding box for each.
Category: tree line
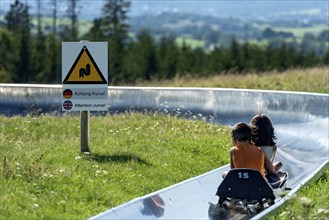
[0,0,328,84]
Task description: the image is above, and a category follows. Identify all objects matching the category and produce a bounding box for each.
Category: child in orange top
[222,122,286,188]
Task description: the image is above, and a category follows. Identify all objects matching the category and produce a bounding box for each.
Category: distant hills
[1,0,328,22]
[129,1,329,21]
[1,0,328,52]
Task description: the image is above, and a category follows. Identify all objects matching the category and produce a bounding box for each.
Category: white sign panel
[62,42,108,111]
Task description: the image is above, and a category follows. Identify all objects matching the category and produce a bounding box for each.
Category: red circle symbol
[63,89,73,99]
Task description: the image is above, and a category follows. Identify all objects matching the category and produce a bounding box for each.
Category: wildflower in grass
[95,169,108,177]
[315,208,329,215]
[95,170,101,176]
[60,200,66,204]
[299,196,312,206]
[279,211,290,218]
[43,173,53,178]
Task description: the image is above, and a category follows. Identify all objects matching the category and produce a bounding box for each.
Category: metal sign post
[62,40,108,153]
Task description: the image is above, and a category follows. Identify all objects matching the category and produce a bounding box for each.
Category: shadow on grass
[87,153,151,165]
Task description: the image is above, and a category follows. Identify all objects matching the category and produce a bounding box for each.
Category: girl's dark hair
[250,114,276,146]
[231,122,252,142]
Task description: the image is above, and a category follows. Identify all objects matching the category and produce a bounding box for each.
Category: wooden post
[80,111,89,153]
[79,40,90,153]
[80,110,90,152]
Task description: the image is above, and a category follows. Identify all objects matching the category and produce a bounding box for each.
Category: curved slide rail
[0,84,328,219]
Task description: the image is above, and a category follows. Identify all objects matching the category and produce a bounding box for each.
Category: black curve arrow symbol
[79,64,91,78]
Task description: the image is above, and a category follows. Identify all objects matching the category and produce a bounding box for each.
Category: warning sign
[63,46,107,84]
[62,41,108,112]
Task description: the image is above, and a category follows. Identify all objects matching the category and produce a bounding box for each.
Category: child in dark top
[250,114,282,172]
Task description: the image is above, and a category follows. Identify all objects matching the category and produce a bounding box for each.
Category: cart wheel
[267,198,275,206]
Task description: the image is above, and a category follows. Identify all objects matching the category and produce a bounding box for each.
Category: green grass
[271,25,328,39]
[30,17,93,37]
[175,36,205,49]
[0,113,231,219]
[133,66,329,94]
[264,170,329,219]
[255,24,328,39]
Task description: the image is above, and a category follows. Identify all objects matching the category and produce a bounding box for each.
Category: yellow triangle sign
[63,46,107,84]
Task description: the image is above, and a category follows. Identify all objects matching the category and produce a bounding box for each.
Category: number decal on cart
[238,172,249,179]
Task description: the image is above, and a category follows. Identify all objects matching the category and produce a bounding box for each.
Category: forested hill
[0,0,328,85]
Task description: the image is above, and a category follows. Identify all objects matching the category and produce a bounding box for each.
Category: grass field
[176,36,205,49]
[1,67,328,219]
[133,66,329,94]
[0,113,231,219]
[255,24,328,39]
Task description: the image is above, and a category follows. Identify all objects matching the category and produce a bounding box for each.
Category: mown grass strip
[0,113,231,219]
[133,66,329,94]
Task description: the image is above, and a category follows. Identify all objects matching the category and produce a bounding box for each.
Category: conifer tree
[134,29,157,81]
[0,29,18,82]
[206,46,224,74]
[191,48,206,76]
[46,34,61,83]
[229,38,242,73]
[86,18,106,41]
[4,0,32,83]
[69,0,78,40]
[156,36,178,79]
[276,42,290,71]
[52,0,57,35]
[31,0,48,83]
[121,42,139,83]
[176,40,194,75]
[97,0,131,83]
[250,45,266,72]
[323,50,329,65]
[265,42,275,71]
[241,41,251,72]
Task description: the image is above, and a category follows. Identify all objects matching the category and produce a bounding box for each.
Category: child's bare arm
[264,155,276,174]
[230,148,235,169]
